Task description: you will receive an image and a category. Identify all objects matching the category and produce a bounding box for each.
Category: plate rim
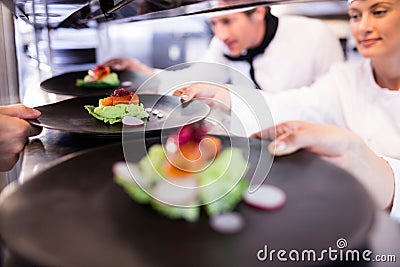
[28,94,211,136]
[39,70,149,96]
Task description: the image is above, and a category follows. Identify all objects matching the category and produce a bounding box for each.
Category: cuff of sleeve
[229,87,274,137]
[382,156,400,223]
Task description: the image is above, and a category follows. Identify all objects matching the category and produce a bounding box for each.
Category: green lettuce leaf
[113,146,250,222]
[84,103,149,124]
[76,72,120,88]
[151,200,200,222]
[197,148,249,216]
[114,176,151,204]
[204,179,249,216]
[137,145,165,183]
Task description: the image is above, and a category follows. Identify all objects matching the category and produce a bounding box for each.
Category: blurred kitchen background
[0,0,359,185]
[0,0,359,109]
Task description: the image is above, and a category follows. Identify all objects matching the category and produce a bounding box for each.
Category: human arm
[251,121,395,211]
[174,67,342,136]
[382,157,400,222]
[173,82,231,109]
[0,104,42,171]
[101,57,156,76]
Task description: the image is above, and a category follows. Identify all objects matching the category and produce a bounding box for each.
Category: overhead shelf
[5,0,347,29]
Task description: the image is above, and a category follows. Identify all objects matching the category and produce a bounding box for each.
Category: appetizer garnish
[243,184,286,210]
[113,122,249,222]
[122,116,145,126]
[76,65,120,88]
[84,88,149,124]
[209,211,244,234]
[99,88,139,106]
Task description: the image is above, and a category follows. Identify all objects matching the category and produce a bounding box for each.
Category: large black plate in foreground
[40,70,153,96]
[28,94,210,136]
[0,136,374,267]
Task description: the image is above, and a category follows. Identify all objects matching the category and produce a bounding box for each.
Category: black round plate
[40,70,152,96]
[28,94,210,136]
[0,136,374,267]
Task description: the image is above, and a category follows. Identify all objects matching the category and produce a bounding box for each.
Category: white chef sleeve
[382,156,400,223]
[229,87,274,137]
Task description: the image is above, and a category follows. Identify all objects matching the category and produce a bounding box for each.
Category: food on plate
[113,122,250,222]
[84,88,149,124]
[244,184,286,210]
[76,65,120,88]
[209,211,244,234]
[122,116,145,126]
[99,88,139,106]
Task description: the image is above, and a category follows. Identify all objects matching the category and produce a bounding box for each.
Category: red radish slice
[209,212,244,234]
[244,184,286,210]
[122,116,144,126]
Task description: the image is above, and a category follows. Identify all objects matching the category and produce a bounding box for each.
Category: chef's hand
[251,121,395,210]
[172,82,231,110]
[251,121,356,162]
[101,57,155,76]
[0,104,42,171]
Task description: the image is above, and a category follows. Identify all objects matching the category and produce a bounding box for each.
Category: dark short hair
[243,6,271,16]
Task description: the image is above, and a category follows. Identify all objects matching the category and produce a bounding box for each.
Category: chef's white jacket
[201,15,345,92]
[231,58,400,222]
[155,15,344,94]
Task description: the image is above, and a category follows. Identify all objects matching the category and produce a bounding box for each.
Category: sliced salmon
[99,92,139,106]
[88,66,111,81]
[164,136,222,177]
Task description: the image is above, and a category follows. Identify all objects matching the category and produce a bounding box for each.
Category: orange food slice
[130,93,139,105]
[199,136,222,160]
[162,161,192,179]
[88,66,111,81]
[99,93,139,106]
[164,136,222,177]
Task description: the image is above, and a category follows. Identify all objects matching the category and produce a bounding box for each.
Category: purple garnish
[93,65,104,71]
[111,88,131,97]
[175,122,208,145]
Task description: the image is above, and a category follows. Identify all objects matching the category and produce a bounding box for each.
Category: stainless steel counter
[19,128,122,183]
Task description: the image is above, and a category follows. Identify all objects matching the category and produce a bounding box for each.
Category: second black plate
[28,94,210,136]
[40,70,152,96]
